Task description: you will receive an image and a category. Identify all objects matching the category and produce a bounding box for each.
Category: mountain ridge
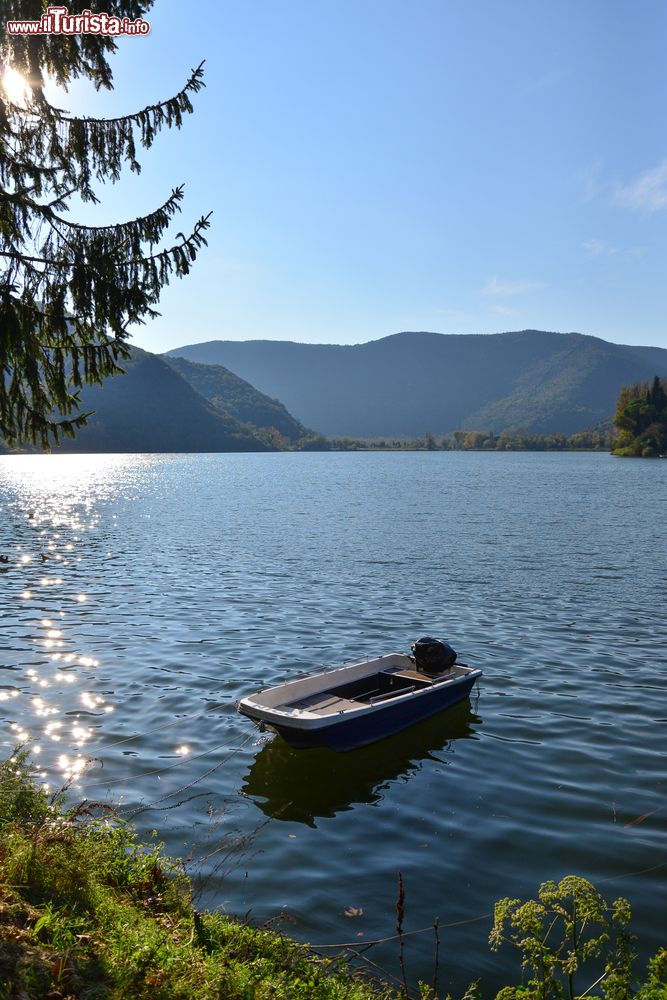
[166,330,667,437]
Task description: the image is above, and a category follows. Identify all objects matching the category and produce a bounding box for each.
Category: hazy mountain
[166,330,667,437]
[54,347,270,453]
[164,355,310,442]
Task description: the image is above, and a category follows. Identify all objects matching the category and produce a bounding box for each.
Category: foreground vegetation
[0,752,389,1000]
[489,878,666,1000]
[1,753,665,999]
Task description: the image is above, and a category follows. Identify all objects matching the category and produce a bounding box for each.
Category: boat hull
[267,673,478,751]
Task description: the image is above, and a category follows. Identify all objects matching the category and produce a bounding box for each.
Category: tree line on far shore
[292,376,667,456]
[286,428,613,452]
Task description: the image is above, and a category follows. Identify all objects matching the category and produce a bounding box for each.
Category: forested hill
[166,330,667,438]
[164,355,310,443]
[53,348,271,453]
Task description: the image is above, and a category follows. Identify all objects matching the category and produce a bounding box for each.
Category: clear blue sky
[54,0,667,351]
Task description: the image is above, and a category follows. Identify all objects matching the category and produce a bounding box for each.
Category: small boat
[237,638,482,752]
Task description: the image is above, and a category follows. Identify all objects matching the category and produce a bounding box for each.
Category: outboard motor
[412,636,457,676]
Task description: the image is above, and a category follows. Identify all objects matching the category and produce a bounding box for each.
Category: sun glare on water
[1,67,32,106]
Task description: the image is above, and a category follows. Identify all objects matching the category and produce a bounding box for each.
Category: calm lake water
[1,451,665,995]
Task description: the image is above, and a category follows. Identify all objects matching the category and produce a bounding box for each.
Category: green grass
[0,751,393,1000]
[2,752,666,999]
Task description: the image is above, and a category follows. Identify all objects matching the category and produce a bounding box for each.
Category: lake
[1,451,665,996]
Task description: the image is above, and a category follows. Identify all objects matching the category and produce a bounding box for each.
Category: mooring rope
[80,702,230,753]
[121,730,258,819]
[309,859,667,952]
[68,733,250,789]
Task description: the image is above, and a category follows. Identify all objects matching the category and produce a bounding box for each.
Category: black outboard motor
[412,636,457,675]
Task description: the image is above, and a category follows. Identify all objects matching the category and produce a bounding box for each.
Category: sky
[44,0,667,352]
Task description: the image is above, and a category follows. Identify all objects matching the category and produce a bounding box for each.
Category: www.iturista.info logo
[6,5,150,36]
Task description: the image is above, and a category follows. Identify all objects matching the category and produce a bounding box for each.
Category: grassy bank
[2,751,666,999]
[0,751,392,1000]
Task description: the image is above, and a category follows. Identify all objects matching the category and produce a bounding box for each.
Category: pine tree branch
[7,62,205,131]
[2,64,205,198]
[60,62,206,128]
[0,212,211,271]
[124,212,212,266]
[0,250,53,266]
[50,186,185,234]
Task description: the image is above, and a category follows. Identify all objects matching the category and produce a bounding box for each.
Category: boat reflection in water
[241,700,482,827]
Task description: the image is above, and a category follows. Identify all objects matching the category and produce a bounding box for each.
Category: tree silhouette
[1,0,210,447]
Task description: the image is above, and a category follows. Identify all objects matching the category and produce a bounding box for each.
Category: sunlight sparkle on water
[80,692,111,712]
[0,454,150,786]
[0,454,140,497]
[44,721,63,742]
[58,754,87,779]
[31,697,58,717]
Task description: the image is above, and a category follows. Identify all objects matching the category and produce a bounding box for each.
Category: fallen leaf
[624,809,658,828]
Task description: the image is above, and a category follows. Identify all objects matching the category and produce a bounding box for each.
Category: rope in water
[120,729,258,819]
[308,859,667,951]
[70,732,253,790]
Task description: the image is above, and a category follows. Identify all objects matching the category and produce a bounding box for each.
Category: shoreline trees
[612,376,667,457]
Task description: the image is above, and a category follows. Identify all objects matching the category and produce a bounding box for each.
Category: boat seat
[392,668,455,683]
[392,669,436,683]
[284,693,360,715]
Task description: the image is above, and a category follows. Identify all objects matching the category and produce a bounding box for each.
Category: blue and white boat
[237,644,481,752]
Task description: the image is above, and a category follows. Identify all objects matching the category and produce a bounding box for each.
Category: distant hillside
[164,355,310,442]
[166,331,667,437]
[53,347,270,453]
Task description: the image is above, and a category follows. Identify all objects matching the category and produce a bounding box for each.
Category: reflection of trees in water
[241,701,482,827]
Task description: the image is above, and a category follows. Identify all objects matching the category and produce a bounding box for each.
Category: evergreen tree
[613,376,667,457]
[649,374,667,415]
[1,0,210,447]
